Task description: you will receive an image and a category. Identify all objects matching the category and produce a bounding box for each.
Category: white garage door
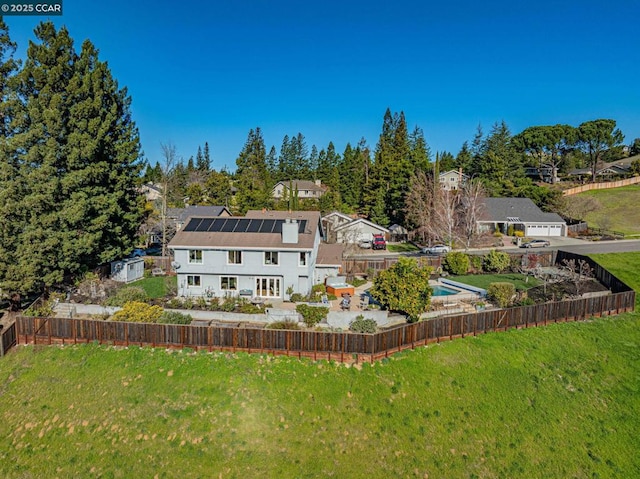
[526,225,549,236]
[548,225,563,236]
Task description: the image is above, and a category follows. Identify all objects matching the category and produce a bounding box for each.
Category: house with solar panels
[168,210,323,300]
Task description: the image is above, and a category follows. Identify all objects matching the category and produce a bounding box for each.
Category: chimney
[315,179,322,187]
[282,218,299,244]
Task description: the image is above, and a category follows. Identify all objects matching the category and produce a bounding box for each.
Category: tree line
[148,111,633,231]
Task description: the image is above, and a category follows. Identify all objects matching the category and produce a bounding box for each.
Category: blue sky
[4,0,639,171]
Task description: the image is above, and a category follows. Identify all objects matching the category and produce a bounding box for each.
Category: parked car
[372,234,387,250]
[520,239,550,248]
[131,248,146,257]
[358,239,372,249]
[421,244,451,255]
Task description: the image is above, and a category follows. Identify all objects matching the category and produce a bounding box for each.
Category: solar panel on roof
[198,218,215,232]
[183,218,201,232]
[260,219,276,233]
[234,218,250,233]
[209,218,226,231]
[220,219,237,232]
[246,219,262,232]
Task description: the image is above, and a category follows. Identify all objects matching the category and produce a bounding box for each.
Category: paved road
[349,239,640,260]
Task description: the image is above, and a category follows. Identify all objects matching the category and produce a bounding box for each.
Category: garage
[480,198,567,238]
[525,224,564,237]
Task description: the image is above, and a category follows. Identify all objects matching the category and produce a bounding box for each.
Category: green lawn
[0,254,638,478]
[130,275,177,299]
[451,273,541,291]
[387,242,420,252]
[579,184,640,236]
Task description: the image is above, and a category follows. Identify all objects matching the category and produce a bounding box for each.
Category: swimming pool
[432,285,459,296]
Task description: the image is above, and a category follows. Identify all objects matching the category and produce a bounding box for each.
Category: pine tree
[3,23,143,292]
[409,126,431,173]
[0,18,21,290]
[235,128,270,214]
[200,141,211,172]
[194,146,204,171]
[367,109,413,225]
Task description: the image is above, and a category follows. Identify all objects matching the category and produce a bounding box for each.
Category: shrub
[267,320,301,330]
[487,282,516,308]
[514,230,525,238]
[237,302,264,314]
[295,304,329,328]
[195,297,208,309]
[165,298,182,309]
[349,315,377,333]
[350,277,368,288]
[159,311,192,324]
[181,298,194,310]
[470,255,484,272]
[220,295,237,312]
[483,250,510,273]
[311,284,326,295]
[112,301,163,323]
[443,252,470,275]
[105,286,148,307]
[289,293,306,303]
[208,297,221,311]
[507,224,515,236]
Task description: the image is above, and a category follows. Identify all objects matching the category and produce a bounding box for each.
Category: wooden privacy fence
[14,289,635,362]
[6,251,637,361]
[562,176,640,196]
[1,322,17,357]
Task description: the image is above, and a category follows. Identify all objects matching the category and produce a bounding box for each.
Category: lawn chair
[359,295,370,310]
[340,297,351,311]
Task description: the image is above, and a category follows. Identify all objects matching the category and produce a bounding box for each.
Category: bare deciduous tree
[456,179,486,250]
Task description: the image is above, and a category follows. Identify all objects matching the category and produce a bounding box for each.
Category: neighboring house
[388,224,409,242]
[478,198,567,237]
[167,205,232,231]
[140,182,163,202]
[568,156,637,179]
[439,170,469,191]
[168,210,323,299]
[321,211,355,242]
[110,258,145,283]
[524,166,555,183]
[333,218,389,244]
[314,243,346,285]
[272,180,327,200]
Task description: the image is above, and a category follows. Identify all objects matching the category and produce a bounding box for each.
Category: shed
[110,258,145,283]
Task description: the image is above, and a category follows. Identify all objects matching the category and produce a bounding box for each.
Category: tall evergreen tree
[409,126,431,173]
[367,109,412,225]
[235,127,270,214]
[200,141,211,172]
[0,18,21,291]
[2,23,143,292]
[455,141,474,173]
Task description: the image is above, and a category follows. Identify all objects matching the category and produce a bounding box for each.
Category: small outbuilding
[110,258,145,283]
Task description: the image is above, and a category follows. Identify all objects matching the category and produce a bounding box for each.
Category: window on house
[187,275,201,287]
[220,276,237,291]
[299,252,306,266]
[264,251,279,265]
[189,250,203,264]
[228,250,242,264]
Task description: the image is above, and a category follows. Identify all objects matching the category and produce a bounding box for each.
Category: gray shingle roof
[167,206,230,222]
[481,198,565,224]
